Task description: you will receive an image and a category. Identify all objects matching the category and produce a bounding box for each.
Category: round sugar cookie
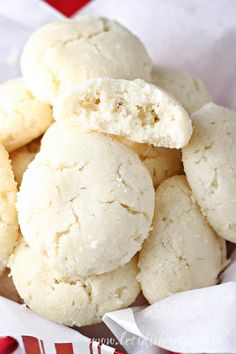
[0,143,19,275]
[21,17,152,104]
[17,127,155,276]
[10,242,140,326]
[182,103,236,243]
[10,138,41,186]
[54,78,192,149]
[0,78,53,152]
[41,122,89,149]
[117,137,183,188]
[42,124,183,189]
[0,268,21,303]
[138,175,227,304]
[152,66,212,114]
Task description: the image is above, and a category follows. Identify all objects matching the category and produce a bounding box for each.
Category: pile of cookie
[0,16,234,327]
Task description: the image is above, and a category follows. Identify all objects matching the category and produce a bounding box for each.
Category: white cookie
[42,124,183,189]
[17,127,155,276]
[182,103,236,242]
[138,176,227,304]
[21,17,152,104]
[54,78,192,148]
[10,242,140,326]
[41,122,89,149]
[117,137,183,188]
[0,143,19,275]
[10,138,41,186]
[152,66,212,114]
[0,268,21,303]
[0,78,53,152]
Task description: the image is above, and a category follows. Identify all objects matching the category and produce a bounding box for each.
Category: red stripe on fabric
[89,339,93,354]
[40,340,46,354]
[97,342,101,354]
[114,350,126,354]
[22,336,41,354]
[45,0,91,17]
[0,336,18,354]
[55,343,74,354]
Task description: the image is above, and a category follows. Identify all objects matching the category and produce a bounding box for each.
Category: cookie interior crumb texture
[21,17,152,103]
[139,175,227,304]
[17,127,155,276]
[54,78,192,148]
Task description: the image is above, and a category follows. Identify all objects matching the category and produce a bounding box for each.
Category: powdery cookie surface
[54,78,192,148]
[152,66,212,114]
[182,103,236,243]
[117,137,183,188]
[10,138,41,186]
[10,242,140,326]
[42,125,183,189]
[17,127,155,276]
[21,17,152,104]
[0,78,53,152]
[0,143,19,275]
[138,176,227,304]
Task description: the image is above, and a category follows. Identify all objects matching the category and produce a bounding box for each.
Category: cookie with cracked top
[17,126,155,276]
[10,241,140,326]
[21,17,152,104]
[0,78,52,152]
[138,175,227,304]
[183,103,236,242]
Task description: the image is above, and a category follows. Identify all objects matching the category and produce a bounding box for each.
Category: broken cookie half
[54,78,192,149]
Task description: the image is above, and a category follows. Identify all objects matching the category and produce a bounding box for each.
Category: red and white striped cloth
[0,336,124,354]
[0,294,127,354]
